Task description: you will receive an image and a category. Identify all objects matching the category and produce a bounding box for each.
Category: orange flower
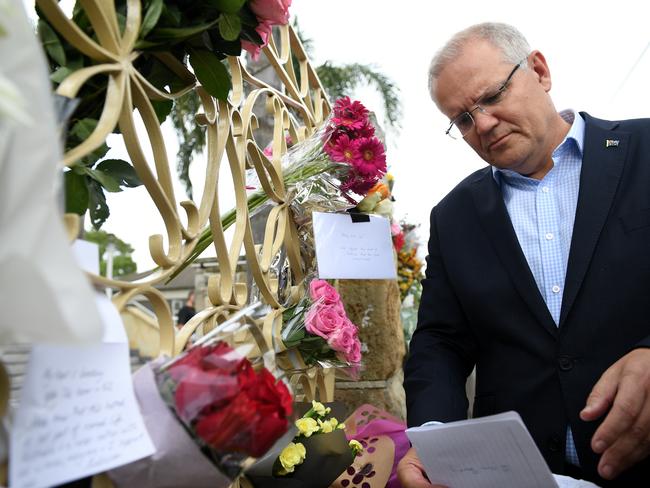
[368,181,390,199]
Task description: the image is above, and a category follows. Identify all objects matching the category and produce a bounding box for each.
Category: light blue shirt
[493,110,584,325]
[492,109,585,465]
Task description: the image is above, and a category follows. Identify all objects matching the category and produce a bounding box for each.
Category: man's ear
[529,50,552,92]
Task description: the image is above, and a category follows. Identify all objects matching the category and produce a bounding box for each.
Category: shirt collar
[491,109,585,184]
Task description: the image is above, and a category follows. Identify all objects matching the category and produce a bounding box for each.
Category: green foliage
[63,119,142,229]
[188,48,232,100]
[37,0,271,228]
[169,91,206,199]
[83,229,137,277]
[316,62,402,131]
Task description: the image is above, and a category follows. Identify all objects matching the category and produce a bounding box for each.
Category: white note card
[312,211,397,279]
[406,411,559,488]
[10,343,155,488]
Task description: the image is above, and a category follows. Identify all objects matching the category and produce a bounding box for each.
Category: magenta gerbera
[332,96,369,130]
[354,120,376,138]
[352,137,387,177]
[327,134,360,164]
[341,172,378,195]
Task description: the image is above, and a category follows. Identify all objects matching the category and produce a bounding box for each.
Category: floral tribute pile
[178,96,388,276]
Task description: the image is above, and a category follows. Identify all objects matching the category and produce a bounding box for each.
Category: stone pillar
[336,279,406,419]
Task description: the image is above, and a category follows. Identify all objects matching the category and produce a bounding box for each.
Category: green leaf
[209,32,242,56]
[140,0,163,38]
[64,170,89,215]
[95,159,142,188]
[50,67,72,84]
[83,167,122,193]
[69,118,98,141]
[218,13,241,41]
[207,0,247,14]
[88,180,110,229]
[151,99,173,123]
[188,49,231,100]
[147,20,219,44]
[38,20,66,67]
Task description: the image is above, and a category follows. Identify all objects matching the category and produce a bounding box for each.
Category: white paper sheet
[72,240,100,276]
[312,211,397,279]
[9,343,155,488]
[406,411,559,488]
[95,291,129,344]
[0,0,103,344]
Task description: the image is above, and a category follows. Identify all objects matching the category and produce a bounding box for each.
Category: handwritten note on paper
[10,343,155,488]
[312,212,397,279]
[406,411,558,488]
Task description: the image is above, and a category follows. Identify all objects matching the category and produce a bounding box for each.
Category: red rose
[169,341,293,458]
[194,371,292,457]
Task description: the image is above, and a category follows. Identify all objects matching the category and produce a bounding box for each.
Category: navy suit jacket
[405,113,650,486]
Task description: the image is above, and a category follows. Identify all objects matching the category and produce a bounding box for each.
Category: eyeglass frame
[444,57,528,140]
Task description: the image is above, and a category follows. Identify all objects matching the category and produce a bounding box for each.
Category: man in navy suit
[398,22,650,487]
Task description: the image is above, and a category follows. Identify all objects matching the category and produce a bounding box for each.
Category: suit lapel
[471,171,558,338]
[559,117,628,326]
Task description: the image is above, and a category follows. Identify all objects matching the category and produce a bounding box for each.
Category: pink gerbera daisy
[352,137,387,177]
[332,96,369,130]
[341,172,378,195]
[354,120,376,138]
[327,134,360,164]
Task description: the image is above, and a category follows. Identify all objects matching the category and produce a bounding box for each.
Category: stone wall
[336,279,406,419]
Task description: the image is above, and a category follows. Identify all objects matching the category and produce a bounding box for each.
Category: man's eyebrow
[449,82,497,121]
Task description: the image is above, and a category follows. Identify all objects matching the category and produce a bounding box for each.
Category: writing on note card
[313,212,396,279]
[406,412,558,488]
[10,343,155,488]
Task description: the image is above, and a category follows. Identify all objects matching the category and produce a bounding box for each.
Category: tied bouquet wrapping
[108,340,293,487]
[281,279,362,368]
[246,401,361,488]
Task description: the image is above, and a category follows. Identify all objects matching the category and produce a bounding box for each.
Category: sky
[28,0,650,269]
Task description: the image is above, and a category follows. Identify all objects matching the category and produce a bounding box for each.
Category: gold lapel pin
[605,139,620,148]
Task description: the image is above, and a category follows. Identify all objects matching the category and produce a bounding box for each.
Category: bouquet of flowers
[174,96,388,279]
[246,401,362,488]
[281,279,362,368]
[108,339,293,487]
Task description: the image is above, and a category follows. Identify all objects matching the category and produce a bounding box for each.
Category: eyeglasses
[445,58,527,140]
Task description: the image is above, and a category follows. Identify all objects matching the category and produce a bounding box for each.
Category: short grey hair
[428,22,531,99]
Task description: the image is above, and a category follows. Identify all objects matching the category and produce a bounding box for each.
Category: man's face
[433,40,560,177]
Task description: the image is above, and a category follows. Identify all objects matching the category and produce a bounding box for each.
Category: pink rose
[249,0,291,26]
[241,20,272,61]
[345,334,362,364]
[327,322,362,363]
[309,279,341,305]
[305,303,346,340]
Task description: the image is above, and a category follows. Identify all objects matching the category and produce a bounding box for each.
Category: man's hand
[580,348,650,479]
[397,447,447,488]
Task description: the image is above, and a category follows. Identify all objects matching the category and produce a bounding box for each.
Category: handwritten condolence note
[10,343,155,488]
[406,411,559,488]
[312,211,397,279]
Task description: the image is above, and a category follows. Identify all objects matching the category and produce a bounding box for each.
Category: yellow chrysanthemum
[278,442,306,475]
[295,417,319,437]
[311,400,330,416]
[349,439,364,456]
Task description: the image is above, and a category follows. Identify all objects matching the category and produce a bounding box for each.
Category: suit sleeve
[404,205,478,427]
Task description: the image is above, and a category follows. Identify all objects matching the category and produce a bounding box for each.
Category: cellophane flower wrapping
[154,341,294,480]
[281,279,362,371]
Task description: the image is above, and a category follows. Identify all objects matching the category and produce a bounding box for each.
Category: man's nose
[473,107,498,134]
